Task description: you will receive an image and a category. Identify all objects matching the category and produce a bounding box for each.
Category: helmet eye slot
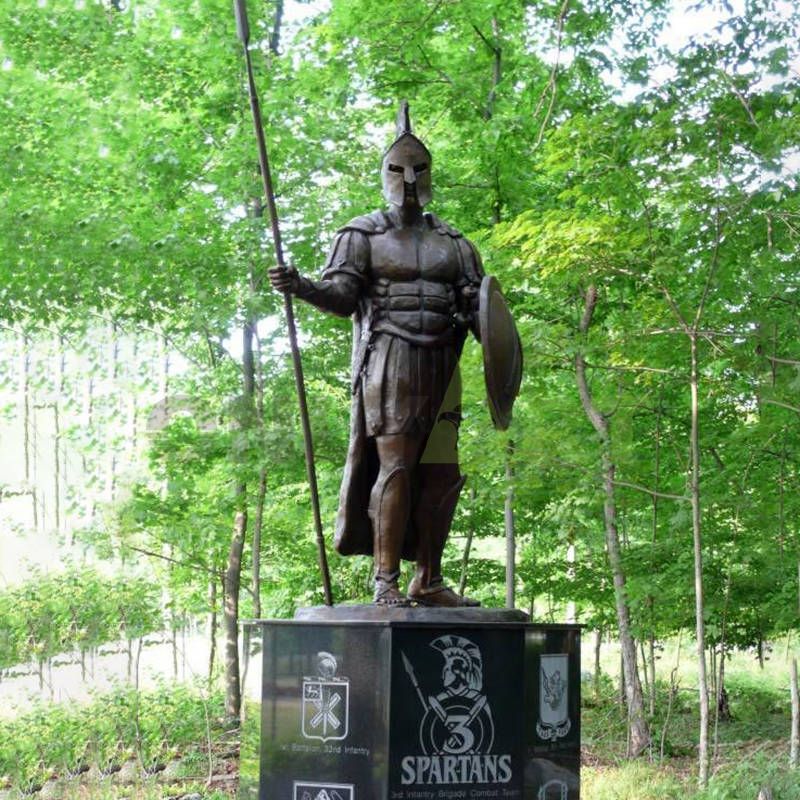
[388,164,404,173]
[413,163,428,173]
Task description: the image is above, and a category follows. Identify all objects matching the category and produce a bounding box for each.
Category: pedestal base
[240,608,580,800]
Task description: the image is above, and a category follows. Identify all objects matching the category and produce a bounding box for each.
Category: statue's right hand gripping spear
[233,0,333,606]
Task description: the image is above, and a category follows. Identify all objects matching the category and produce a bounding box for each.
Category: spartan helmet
[431,635,483,694]
[381,101,433,208]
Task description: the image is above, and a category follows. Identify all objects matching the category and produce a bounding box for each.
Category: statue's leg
[408,463,479,607]
[370,433,422,605]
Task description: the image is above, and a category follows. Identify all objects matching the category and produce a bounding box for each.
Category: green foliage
[0,566,162,671]
[0,7,798,792]
[583,671,798,799]
[0,683,224,793]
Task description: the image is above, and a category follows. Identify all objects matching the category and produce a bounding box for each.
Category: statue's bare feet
[374,571,408,606]
[407,577,480,607]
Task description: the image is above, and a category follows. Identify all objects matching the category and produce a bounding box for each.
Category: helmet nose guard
[381,101,432,207]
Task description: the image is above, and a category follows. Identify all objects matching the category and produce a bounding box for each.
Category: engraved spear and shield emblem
[402,634,495,756]
[301,652,350,742]
[536,654,571,741]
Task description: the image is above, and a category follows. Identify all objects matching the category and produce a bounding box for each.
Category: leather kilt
[362,333,461,438]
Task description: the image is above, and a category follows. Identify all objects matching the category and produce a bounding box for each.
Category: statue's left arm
[455,237,485,341]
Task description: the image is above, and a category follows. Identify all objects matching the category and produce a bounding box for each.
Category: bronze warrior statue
[269,102,520,607]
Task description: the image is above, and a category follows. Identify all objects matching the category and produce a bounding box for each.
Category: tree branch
[533,0,569,147]
[127,545,222,580]
[584,361,675,376]
[692,125,724,331]
[762,354,800,368]
[575,285,608,437]
[612,480,688,502]
[717,69,759,128]
[763,399,800,415]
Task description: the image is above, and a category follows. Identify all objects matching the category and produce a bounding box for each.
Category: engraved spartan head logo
[431,634,483,694]
[402,635,494,757]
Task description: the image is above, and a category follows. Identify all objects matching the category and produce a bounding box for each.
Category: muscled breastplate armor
[368,226,461,346]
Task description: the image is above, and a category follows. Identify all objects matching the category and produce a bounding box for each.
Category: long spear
[233,0,333,606]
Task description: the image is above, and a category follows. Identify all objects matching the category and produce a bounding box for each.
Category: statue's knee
[369,465,410,518]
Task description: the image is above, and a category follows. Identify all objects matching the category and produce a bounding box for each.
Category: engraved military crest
[538,778,568,800]
[293,781,354,800]
[536,654,571,741]
[301,651,350,742]
[403,635,495,756]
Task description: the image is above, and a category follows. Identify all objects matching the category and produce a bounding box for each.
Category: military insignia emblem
[403,635,495,755]
[536,654,571,741]
[293,781,354,800]
[538,778,568,799]
[301,651,350,742]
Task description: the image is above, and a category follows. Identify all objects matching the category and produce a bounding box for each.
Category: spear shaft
[233,0,333,606]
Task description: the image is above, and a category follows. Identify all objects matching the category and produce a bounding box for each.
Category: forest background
[0,0,798,798]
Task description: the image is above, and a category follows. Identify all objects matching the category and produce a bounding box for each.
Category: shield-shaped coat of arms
[301,652,350,742]
[536,654,571,741]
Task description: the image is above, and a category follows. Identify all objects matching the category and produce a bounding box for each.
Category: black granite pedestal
[239,606,580,800]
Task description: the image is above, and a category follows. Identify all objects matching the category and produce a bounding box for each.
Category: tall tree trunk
[20,335,39,530]
[458,487,477,596]
[484,17,502,123]
[689,333,710,785]
[54,336,64,533]
[107,323,120,503]
[269,0,284,55]
[224,268,258,720]
[251,277,268,622]
[791,658,799,769]
[594,627,603,700]
[224,504,246,721]
[83,373,96,525]
[575,285,650,756]
[639,640,650,707]
[223,179,267,719]
[128,335,138,468]
[505,440,515,609]
[20,333,31,486]
[159,334,170,421]
[172,621,178,680]
[716,649,730,723]
[252,468,267,620]
[208,579,218,687]
[648,391,663,717]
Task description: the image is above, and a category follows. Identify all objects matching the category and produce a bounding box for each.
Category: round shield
[420,692,494,755]
[478,276,522,430]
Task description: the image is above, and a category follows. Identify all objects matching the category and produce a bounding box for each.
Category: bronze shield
[478,276,522,430]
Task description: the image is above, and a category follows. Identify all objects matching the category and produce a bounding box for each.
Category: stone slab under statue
[239,608,580,800]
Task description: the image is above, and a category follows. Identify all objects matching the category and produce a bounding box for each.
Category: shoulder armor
[337,210,391,235]
[425,212,462,238]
